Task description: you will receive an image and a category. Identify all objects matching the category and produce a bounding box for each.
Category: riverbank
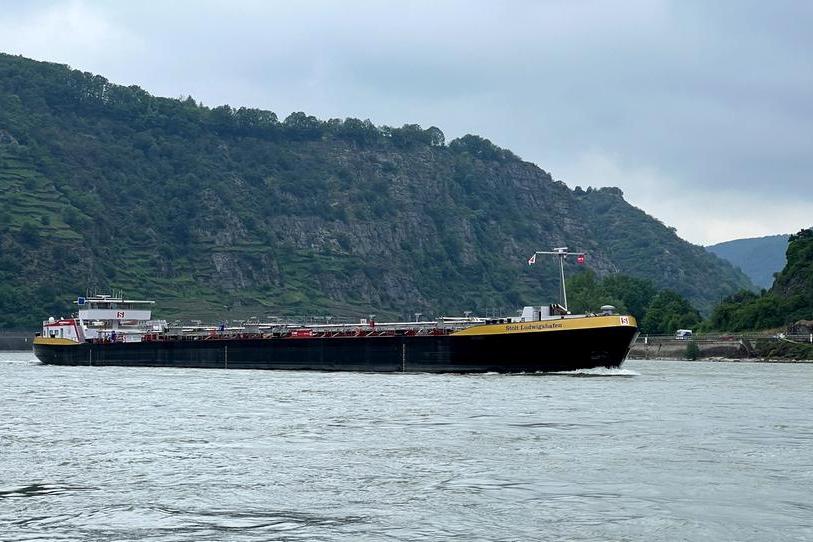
[636,356,813,364]
[629,335,813,362]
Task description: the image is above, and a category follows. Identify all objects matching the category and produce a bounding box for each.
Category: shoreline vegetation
[572,228,812,361]
[629,335,813,362]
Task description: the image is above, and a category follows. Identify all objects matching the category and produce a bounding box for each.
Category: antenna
[527,246,586,311]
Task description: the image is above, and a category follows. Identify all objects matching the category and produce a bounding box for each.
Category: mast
[527,247,586,311]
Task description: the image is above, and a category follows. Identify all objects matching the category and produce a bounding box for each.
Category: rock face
[771,229,813,300]
[0,53,752,327]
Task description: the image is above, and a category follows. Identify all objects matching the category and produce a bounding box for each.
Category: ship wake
[548,367,640,377]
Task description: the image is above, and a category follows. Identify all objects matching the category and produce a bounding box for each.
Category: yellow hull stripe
[33,337,80,346]
[451,315,637,336]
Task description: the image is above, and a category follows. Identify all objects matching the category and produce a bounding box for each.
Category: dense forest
[705,229,812,331]
[0,53,753,328]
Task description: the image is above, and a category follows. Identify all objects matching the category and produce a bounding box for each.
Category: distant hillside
[707,234,790,289]
[0,53,752,328]
[706,229,813,331]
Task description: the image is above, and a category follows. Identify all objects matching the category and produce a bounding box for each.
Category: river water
[1,352,811,541]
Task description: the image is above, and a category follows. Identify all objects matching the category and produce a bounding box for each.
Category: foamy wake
[548,367,640,377]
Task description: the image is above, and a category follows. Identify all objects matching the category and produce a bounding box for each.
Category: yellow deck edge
[32,337,81,346]
[451,315,637,336]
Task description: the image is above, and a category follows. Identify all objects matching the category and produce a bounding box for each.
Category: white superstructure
[77,296,153,322]
[40,294,166,344]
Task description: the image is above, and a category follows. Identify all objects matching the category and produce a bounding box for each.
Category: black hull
[33,326,637,373]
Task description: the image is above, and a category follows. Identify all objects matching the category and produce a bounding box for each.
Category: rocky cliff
[0,53,752,327]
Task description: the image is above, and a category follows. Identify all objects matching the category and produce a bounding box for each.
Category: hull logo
[620,316,630,325]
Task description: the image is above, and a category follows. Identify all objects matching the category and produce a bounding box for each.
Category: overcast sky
[1,0,810,245]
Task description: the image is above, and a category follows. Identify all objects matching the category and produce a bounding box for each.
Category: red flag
[576,254,585,265]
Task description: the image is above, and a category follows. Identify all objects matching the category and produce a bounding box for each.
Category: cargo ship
[32,248,638,372]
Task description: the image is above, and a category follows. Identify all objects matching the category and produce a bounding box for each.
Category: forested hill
[706,229,813,331]
[707,234,790,289]
[0,53,752,328]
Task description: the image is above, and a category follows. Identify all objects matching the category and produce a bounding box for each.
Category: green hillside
[706,234,790,289]
[0,53,752,328]
[706,229,813,331]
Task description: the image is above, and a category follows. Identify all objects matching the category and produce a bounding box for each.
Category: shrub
[685,340,700,361]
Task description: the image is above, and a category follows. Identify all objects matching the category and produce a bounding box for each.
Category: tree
[209,105,235,131]
[567,270,657,320]
[685,340,700,360]
[335,117,381,145]
[640,291,701,334]
[17,222,41,247]
[426,126,445,147]
[283,112,323,140]
[567,270,624,314]
[602,274,657,319]
[234,107,278,136]
[448,134,516,161]
[390,124,429,148]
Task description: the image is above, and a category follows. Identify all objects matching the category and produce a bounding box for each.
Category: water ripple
[0,484,95,499]
[1,353,812,541]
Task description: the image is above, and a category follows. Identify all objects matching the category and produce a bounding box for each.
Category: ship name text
[505,322,564,332]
